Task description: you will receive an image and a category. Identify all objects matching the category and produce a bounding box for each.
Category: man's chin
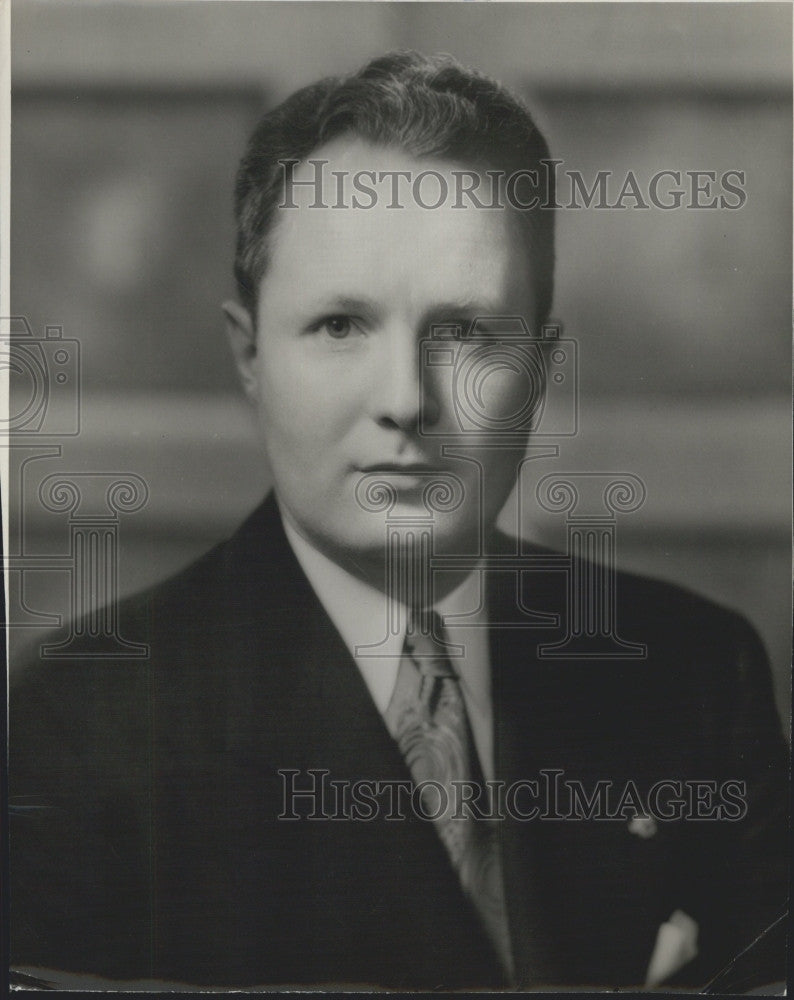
[327,513,486,564]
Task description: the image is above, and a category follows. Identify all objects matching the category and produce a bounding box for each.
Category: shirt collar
[280,510,489,714]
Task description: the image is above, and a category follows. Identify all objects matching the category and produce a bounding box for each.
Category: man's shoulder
[497,528,753,630]
[493,529,771,697]
[126,492,288,622]
[9,497,282,711]
[494,532,786,792]
[23,494,286,656]
[612,559,757,643]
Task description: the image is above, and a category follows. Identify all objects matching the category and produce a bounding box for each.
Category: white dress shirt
[282,516,496,782]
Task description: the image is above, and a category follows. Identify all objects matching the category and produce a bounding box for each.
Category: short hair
[233,50,555,326]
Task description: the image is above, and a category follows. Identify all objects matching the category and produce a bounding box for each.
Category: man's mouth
[356,462,451,491]
[359,462,439,475]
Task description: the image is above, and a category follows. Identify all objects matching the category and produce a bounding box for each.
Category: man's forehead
[288,134,444,180]
[264,138,535,313]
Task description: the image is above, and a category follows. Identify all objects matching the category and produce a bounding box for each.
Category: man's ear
[223,300,259,402]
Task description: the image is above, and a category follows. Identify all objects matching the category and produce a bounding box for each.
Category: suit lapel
[223,493,417,778]
[217,496,507,986]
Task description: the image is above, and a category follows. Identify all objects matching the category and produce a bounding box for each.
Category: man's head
[224,51,556,582]
[232,51,554,327]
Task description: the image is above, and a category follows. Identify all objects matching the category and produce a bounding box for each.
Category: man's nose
[373,330,439,432]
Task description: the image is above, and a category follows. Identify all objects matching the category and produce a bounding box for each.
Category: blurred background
[8,2,791,722]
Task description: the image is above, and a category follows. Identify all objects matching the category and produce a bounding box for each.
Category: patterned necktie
[383,610,514,980]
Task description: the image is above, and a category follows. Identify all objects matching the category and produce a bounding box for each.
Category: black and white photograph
[3,1,791,993]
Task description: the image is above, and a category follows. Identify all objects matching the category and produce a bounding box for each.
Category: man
[10,52,788,990]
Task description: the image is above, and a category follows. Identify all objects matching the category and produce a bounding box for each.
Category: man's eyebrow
[422,301,504,325]
[302,294,381,316]
[300,295,511,325]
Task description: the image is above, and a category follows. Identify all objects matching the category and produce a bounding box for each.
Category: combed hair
[233,51,555,324]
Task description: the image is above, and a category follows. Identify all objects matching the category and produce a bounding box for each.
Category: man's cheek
[486,371,531,421]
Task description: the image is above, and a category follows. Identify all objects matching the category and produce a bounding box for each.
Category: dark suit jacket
[9,494,789,989]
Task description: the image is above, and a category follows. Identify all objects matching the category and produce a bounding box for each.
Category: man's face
[227,138,538,575]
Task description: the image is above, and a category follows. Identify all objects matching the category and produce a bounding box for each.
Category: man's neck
[275,497,490,604]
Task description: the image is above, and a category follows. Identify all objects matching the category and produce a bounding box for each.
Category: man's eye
[322,316,353,339]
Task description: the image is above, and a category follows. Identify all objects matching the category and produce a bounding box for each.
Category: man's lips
[360,462,434,473]
[357,462,449,476]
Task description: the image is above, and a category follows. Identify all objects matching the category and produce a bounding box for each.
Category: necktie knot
[404,609,456,678]
[403,609,458,721]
